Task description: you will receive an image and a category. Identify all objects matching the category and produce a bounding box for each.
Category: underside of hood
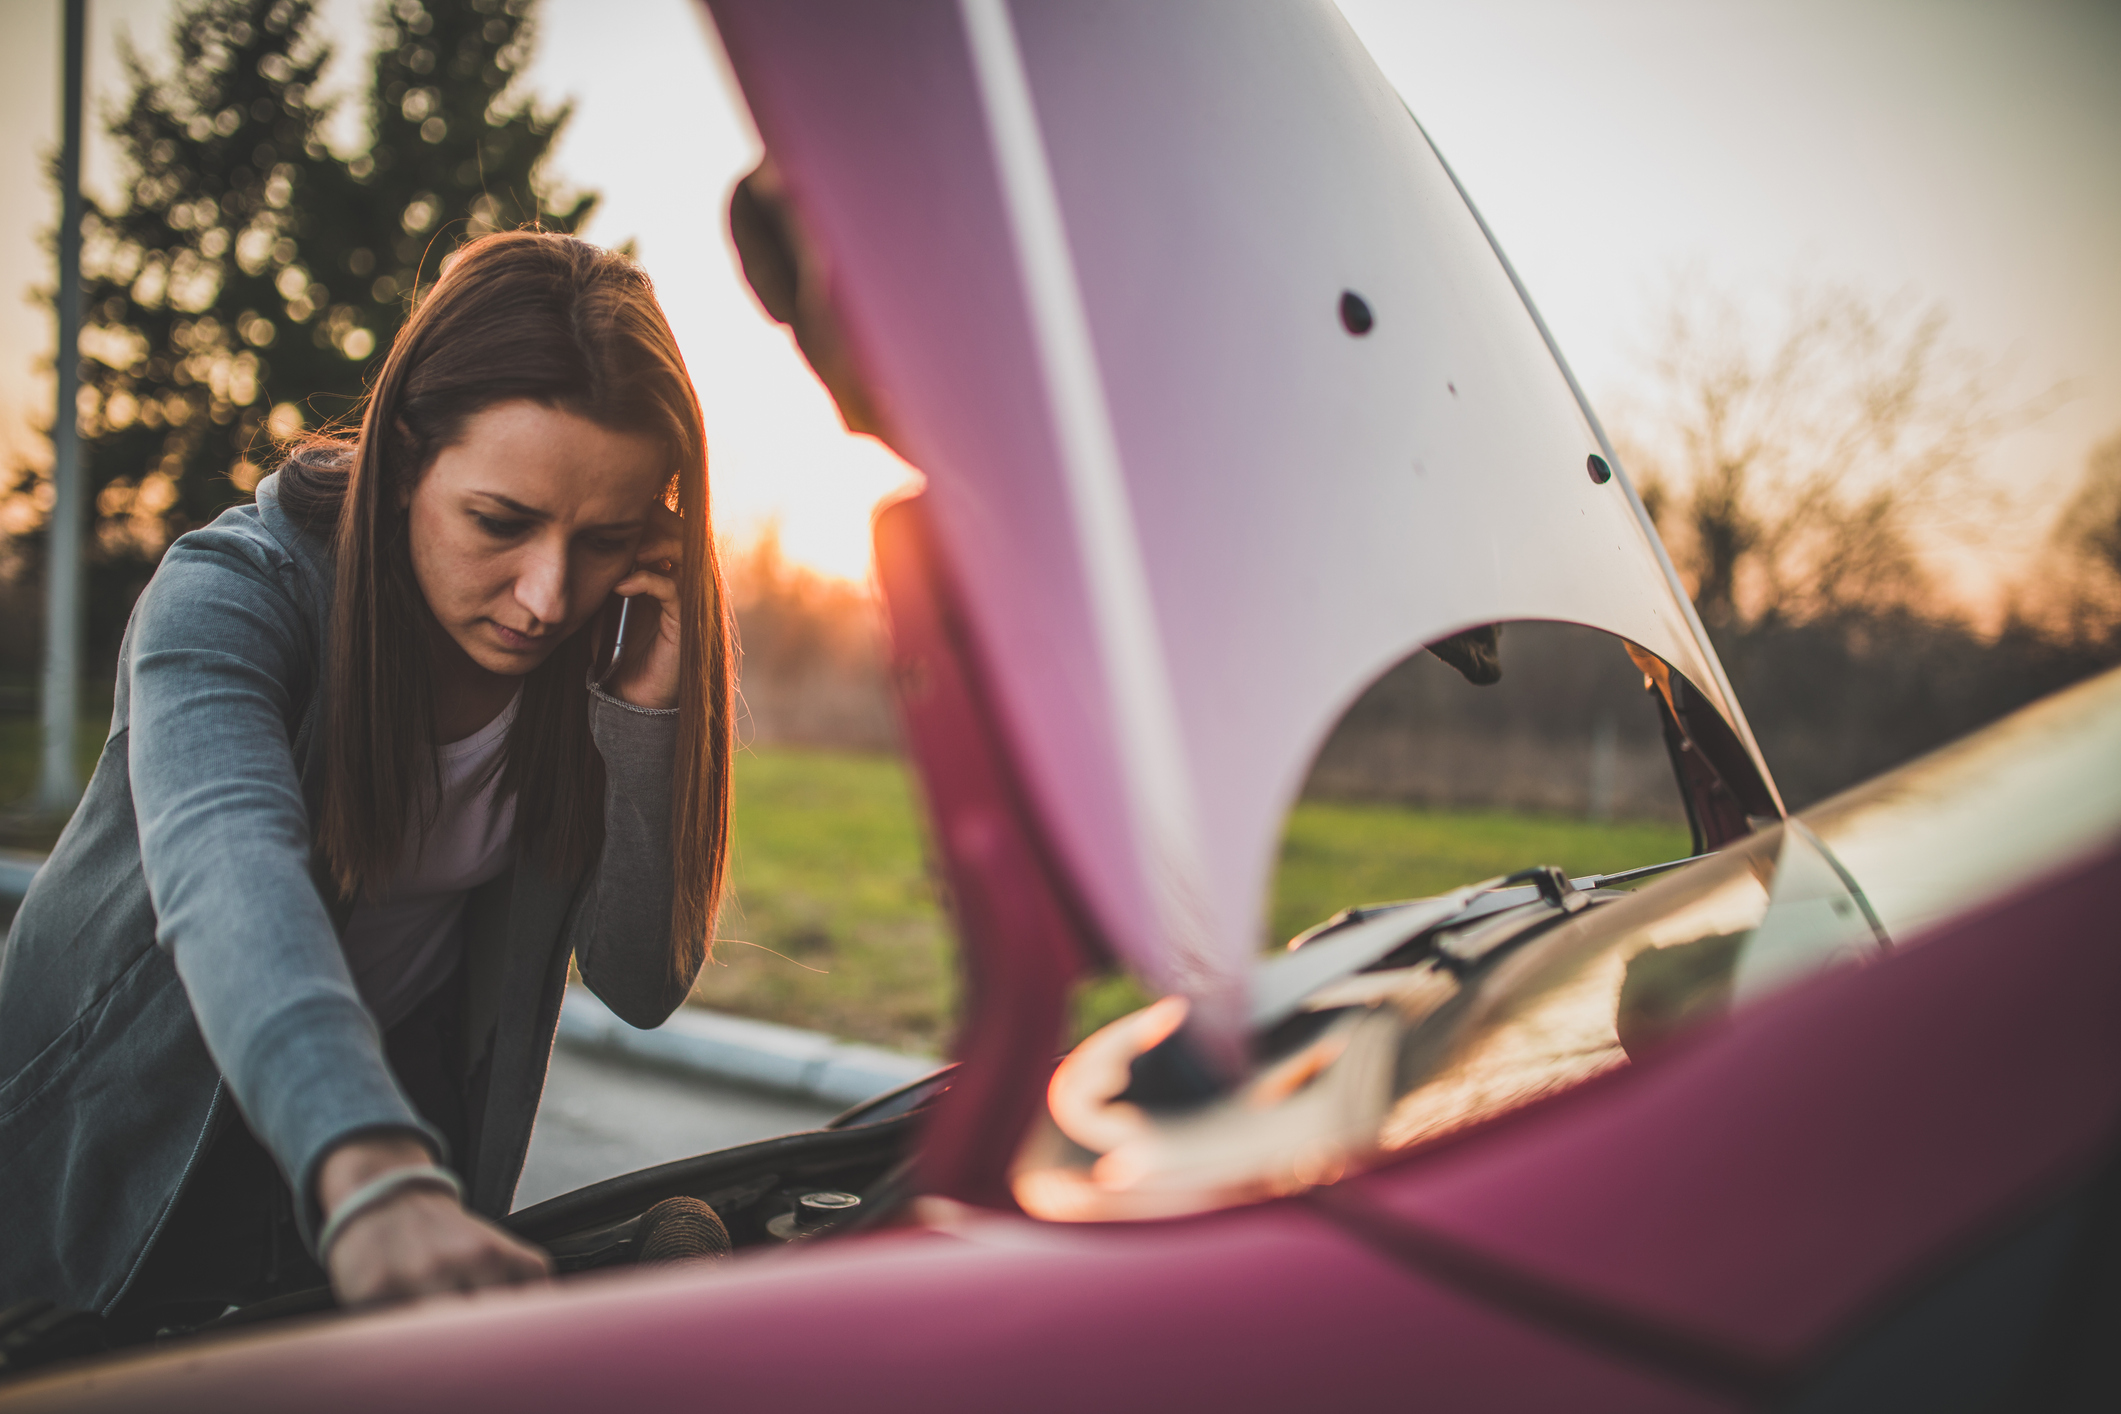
[703,0,1779,1200]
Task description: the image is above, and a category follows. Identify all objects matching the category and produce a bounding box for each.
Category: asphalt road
[514,1044,841,1210]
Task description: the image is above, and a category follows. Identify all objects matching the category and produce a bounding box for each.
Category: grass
[1272,801,1692,944]
[709,747,1693,1054]
[699,747,957,1055]
[0,718,1692,1055]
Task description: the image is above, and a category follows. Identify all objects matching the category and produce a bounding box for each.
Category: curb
[0,854,937,1113]
[557,985,940,1110]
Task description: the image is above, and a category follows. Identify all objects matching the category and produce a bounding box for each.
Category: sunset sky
[2,0,2116,589]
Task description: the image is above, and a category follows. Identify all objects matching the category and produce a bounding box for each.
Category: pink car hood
[705,1,1776,1091]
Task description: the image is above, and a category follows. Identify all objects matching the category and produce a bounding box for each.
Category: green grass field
[697,747,958,1055]
[708,746,1692,1054]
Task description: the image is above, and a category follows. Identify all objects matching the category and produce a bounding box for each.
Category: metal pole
[40,0,88,812]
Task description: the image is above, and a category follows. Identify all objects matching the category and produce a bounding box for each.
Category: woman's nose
[514,545,569,626]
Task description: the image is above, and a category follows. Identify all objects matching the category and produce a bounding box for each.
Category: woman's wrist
[317,1133,442,1216]
[318,1165,462,1263]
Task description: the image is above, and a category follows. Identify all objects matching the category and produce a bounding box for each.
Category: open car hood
[705,0,1778,1196]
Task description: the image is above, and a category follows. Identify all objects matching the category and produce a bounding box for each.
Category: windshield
[1379,821,1878,1152]
[1383,663,2121,1151]
[1015,666,2121,1222]
[1014,824,1878,1219]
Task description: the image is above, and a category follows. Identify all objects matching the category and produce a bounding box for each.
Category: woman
[0,231,732,1326]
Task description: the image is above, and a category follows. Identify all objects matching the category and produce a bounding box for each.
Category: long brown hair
[279,230,731,979]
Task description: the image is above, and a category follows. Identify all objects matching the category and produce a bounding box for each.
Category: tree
[52,0,588,641]
[1611,277,2041,632]
[2044,431,2121,642]
[1603,278,2117,810]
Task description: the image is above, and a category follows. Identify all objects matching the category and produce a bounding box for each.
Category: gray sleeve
[567,686,696,1027]
[126,533,437,1239]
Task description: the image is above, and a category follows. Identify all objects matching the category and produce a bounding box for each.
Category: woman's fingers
[602,567,682,709]
[610,566,679,611]
[608,569,682,662]
[614,501,685,623]
[327,1188,554,1309]
[615,506,682,610]
[450,1234,546,1294]
[634,501,685,572]
[601,502,687,710]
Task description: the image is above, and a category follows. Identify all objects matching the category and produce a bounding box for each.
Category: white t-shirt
[340,693,520,1029]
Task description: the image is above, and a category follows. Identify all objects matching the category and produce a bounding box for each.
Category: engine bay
[515,1077,938,1272]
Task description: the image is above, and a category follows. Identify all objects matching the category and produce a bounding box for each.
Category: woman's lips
[487,620,558,653]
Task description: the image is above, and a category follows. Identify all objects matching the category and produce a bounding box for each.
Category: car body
[5,1,2116,1409]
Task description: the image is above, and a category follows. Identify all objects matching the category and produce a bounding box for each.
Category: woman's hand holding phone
[604,501,685,711]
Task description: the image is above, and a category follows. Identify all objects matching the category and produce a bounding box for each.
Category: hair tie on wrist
[317,1163,464,1264]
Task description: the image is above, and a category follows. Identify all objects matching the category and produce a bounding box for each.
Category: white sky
[2,0,2117,588]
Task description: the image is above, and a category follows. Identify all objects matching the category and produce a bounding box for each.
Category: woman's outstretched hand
[319,1136,552,1309]
[606,501,685,711]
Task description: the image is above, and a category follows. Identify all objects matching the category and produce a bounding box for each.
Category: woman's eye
[474,514,530,538]
[587,536,633,556]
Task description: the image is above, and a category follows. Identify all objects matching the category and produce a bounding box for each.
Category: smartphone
[593,595,636,689]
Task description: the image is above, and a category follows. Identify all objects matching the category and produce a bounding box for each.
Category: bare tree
[2041,431,2121,641]
[1611,277,2044,631]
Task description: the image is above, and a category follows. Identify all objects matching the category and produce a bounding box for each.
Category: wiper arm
[1573,852,1713,891]
[1256,851,1715,1029]
[1251,888,1486,1031]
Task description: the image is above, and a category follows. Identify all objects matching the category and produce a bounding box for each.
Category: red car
[6,2,2116,1409]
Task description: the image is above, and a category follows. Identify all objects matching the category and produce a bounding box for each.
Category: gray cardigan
[0,473,694,1313]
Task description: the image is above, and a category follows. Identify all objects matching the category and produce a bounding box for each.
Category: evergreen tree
[67,0,589,641]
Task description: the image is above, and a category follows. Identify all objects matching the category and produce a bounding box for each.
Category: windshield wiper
[1131,851,1719,1109]
[1259,852,1713,1022]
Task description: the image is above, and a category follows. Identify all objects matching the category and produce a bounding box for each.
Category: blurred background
[1,0,2117,1063]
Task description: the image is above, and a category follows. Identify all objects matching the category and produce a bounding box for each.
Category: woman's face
[406,399,670,677]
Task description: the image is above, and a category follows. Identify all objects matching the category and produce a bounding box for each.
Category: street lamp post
[40,0,88,813]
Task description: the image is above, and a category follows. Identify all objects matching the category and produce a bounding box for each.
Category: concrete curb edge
[557,985,941,1110]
